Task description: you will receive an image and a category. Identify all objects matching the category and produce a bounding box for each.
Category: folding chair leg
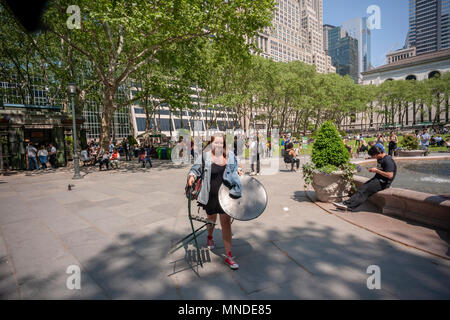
[169,226,209,254]
[189,213,203,267]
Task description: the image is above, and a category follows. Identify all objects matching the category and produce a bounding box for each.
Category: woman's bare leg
[207,214,217,238]
[219,214,232,254]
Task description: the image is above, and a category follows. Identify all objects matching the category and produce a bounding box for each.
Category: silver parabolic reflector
[218,176,268,221]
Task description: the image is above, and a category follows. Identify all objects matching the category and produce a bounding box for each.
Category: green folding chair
[169,188,215,267]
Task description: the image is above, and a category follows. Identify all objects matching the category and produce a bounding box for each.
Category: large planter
[312,171,353,203]
[397,150,425,157]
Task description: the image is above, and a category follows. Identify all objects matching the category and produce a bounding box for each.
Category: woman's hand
[237,167,243,176]
[187,175,195,187]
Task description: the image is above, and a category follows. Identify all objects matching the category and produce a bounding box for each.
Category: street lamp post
[67,83,82,179]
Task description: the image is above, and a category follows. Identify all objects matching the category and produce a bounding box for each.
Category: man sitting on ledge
[332,146,397,212]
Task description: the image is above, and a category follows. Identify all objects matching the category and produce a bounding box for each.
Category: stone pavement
[0,158,449,300]
[312,199,450,260]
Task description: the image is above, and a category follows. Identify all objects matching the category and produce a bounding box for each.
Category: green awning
[4,103,62,111]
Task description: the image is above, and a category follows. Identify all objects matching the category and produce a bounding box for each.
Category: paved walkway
[0,159,449,299]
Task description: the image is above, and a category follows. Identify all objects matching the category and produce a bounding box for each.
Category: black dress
[202,163,226,215]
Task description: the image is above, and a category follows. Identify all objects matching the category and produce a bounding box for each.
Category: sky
[323,0,409,68]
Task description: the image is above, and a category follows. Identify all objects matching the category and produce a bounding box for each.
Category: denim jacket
[188,151,242,205]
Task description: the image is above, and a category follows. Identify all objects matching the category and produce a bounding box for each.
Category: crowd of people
[23,126,449,173]
[25,142,57,171]
[342,126,450,159]
[80,139,157,170]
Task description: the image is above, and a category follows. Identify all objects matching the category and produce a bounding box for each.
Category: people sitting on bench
[357,139,369,157]
[110,148,120,169]
[284,142,300,172]
[99,150,111,170]
[434,135,444,147]
[80,149,91,166]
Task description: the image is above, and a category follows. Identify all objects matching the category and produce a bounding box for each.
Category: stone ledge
[353,176,450,231]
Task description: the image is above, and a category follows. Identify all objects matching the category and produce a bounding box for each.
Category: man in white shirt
[26,142,38,171]
[249,134,265,176]
[420,129,431,153]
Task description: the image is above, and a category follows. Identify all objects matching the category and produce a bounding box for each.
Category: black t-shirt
[375,155,397,187]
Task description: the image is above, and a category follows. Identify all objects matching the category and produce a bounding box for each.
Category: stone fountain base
[397,150,425,157]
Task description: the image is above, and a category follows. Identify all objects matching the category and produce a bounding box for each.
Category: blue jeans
[39,156,48,169]
[28,157,38,170]
[142,157,152,167]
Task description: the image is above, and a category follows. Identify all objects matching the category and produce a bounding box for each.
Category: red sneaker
[206,237,215,250]
[225,253,239,270]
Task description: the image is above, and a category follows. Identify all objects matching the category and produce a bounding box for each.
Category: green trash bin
[167,148,172,160]
[157,148,162,160]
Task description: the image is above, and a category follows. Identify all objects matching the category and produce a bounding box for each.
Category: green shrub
[400,134,419,150]
[65,136,73,145]
[311,121,350,169]
[127,135,138,146]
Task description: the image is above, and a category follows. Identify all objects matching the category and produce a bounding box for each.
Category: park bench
[353,176,450,231]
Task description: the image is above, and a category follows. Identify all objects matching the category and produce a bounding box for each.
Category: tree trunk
[144,95,150,133]
[446,94,449,123]
[180,107,184,129]
[155,105,160,132]
[100,90,115,150]
[169,108,172,138]
[128,101,135,138]
[112,113,116,143]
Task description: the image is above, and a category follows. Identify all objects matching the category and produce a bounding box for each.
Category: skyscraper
[341,17,372,78]
[327,26,359,83]
[443,0,450,49]
[256,0,335,73]
[405,0,416,48]
[406,0,450,54]
[323,24,335,55]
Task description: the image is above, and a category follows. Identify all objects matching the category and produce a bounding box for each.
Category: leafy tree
[38,0,275,148]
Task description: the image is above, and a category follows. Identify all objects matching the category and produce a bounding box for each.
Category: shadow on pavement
[9,216,450,299]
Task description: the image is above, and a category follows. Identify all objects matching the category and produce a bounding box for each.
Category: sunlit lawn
[241,134,449,159]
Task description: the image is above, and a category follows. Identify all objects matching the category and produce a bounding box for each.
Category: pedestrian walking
[26,142,38,171]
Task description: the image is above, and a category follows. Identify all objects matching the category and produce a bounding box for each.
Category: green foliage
[65,136,73,145]
[311,121,350,169]
[301,162,315,186]
[400,134,420,150]
[302,121,356,190]
[127,135,138,146]
[2,0,276,149]
[2,0,450,145]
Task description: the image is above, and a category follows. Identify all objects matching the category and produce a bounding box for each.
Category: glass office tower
[407,0,450,54]
[341,17,372,79]
[327,27,359,83]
